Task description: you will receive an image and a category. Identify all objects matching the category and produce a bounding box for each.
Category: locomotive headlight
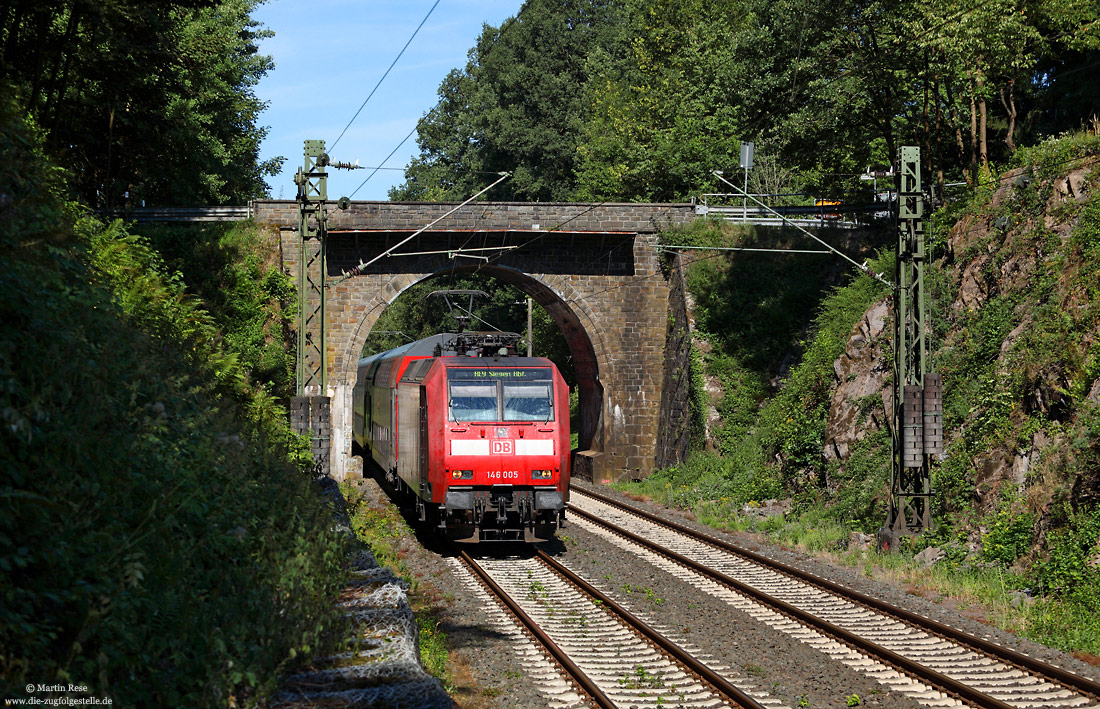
[451,470,473,480]
[531,469,552,479]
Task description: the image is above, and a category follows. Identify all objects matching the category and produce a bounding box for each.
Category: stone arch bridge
[253,200,698,483]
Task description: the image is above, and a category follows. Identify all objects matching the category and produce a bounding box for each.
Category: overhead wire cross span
[711,171,893,288]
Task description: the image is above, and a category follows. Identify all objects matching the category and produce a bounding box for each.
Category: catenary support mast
[882,146,943,549]
[290,140,356,476]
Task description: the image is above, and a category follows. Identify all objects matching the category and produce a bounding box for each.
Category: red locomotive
[352,332,570,541]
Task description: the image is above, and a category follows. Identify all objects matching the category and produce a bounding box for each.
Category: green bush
[620,445,780,512]
[0,93,346,705]
[981,500,1035,566]
[138,222,296,396]
[827,428,891,532]
[1012,131,1100,180]
[1033,506,1100,601]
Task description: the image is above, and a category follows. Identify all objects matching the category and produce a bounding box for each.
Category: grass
[614,477,1100,662]
[341,483,454,688]
[618,664,665,689]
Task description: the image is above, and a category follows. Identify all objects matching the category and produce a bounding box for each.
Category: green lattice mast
[882,146,943,549]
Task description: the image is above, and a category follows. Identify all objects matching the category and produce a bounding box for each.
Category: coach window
[503,382,553,421]
[449,382,498,422]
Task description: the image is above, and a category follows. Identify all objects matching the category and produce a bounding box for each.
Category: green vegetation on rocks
[646,221,892,527]
[619,132,1100,658]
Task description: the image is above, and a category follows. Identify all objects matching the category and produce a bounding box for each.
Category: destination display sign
[448,367,550,380]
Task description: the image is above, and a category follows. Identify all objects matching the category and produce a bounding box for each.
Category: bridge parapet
[253,200,696,234]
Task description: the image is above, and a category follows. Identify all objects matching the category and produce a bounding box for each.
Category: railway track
[567,485,1100,709]
[452,547,785,708]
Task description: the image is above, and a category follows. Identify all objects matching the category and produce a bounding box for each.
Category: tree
[574,0,750,201]
[0,0,282,207]
[397,0,1100,203]
[391,0,629,202]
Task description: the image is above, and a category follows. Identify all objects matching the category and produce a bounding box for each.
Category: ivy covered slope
[0,97,346,704]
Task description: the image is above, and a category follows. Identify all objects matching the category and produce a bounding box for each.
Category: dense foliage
[0,93,344,703]
[0,0,282,208]
[645,222,892,523]
[625,135,1100,656]
[392,0,629,201]
[395,0,1100,203]
[138,221,297,397]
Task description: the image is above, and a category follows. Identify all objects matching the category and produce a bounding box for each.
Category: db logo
[491,440,514,454]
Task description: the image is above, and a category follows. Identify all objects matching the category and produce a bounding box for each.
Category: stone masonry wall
[254,200,695,236]
[258,200,697,482]
[655,251,692,472]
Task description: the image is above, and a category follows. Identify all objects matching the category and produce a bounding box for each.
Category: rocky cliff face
[824,299,890,465]
[823,152,1100,534]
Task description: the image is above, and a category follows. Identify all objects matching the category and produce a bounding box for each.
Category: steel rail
[566,501,1015,709]
[535,549,767,709]
[574,486,1100,702]
[457,549,614,709]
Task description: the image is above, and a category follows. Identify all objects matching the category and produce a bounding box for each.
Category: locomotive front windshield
[503,383,553,421]
[448,367,554,422]
[449,382,498,422]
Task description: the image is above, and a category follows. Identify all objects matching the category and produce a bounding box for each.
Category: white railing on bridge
[695,193,880,229]
[97,205,252,222]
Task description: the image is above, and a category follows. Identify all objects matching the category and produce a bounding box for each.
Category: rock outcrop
[824,300,890,464]
[823,153,1100,522]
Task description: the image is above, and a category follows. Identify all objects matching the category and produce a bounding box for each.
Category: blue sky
[253,0,523,202]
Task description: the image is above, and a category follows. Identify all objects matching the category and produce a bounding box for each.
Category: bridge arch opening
[335,264,606,477]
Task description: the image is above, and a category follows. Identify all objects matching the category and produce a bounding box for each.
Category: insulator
[330,160,364,170]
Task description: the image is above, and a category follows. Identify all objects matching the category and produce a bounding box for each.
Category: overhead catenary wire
[712,171,893,288]
[337,1,530,200]
[469,199,617,278]
[329,0,1047,287]
[329,0,441,152]
[558,242,833,306]
[657,244,831,255]
[546,147,1095,309]
[348,124,419,199]
[384,245,520,258]
[330,171,511,285]
[452,301,507,333]
[346,0,1072,205]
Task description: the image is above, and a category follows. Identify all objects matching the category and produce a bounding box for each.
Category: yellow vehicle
[814,198,842,219]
